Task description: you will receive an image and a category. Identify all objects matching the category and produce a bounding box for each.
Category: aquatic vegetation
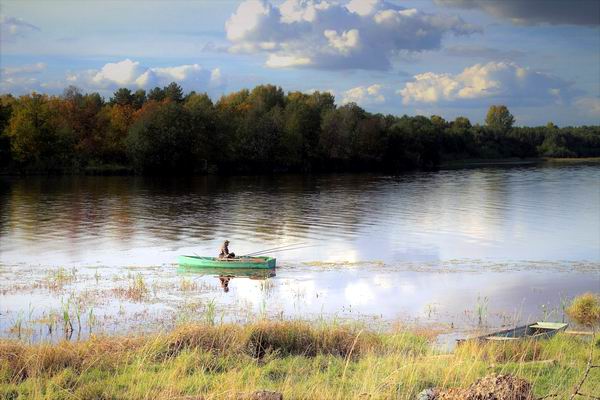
[179,278,198,292]
[204,299,217,326]
[476,295,489,327]
[113,273,149,301]
[45,267,77,290]
[0,321,596,400]
[303,260,385,268]
[259,279,275,295]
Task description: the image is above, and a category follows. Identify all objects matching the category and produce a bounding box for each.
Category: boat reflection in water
[177,266,276,293]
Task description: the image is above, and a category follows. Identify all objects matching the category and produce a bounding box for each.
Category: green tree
[485,105,514,133]
[126,102,202,172]
[248,84,284,113]
[537,131,576,157]
[111,88,134,106]
[453,116,471,130]
[164,82,184,103]
[132,89,147,109]
[148,87,166,102]
[184,92,216,162]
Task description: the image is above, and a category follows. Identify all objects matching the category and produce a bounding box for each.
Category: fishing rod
[242,242,306,257]
[246,244,317,256]
[242,243,305,256]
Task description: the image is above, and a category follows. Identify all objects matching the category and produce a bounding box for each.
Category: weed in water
[179,278,198,292]
[113,273,149,301]
[204,299,217,326]
[476,295,489,326]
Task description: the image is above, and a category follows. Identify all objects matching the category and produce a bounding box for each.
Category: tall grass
[0,321,596,400]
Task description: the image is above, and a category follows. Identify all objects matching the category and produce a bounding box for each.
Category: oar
[242,243,305,257]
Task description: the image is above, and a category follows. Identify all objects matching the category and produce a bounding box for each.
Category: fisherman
[219,240,235,259]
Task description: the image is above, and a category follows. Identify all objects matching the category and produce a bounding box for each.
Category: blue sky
[1,0,599,126]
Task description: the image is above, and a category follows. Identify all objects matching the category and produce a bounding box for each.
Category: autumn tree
[485,105,514,133]
[5,93,74,168]
[0,95,16,167]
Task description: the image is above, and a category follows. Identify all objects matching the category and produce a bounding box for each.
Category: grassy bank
[0,321,598,399]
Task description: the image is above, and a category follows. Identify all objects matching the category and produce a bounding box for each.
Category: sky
[1,0,599,126]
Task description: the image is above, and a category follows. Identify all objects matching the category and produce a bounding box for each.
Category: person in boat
[219,240,235,259]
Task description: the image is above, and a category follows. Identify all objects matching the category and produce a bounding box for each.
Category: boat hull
[460,322,568,343]
[177,255,276,269]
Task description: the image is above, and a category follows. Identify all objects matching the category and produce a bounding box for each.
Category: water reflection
[1,164,598,266]
[178,266,277,293]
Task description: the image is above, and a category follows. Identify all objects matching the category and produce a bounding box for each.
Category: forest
[0,82,599,174]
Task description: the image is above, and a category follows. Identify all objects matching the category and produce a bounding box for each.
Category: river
[0,162,598,342]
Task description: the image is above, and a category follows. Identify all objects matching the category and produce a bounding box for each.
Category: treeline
[0,83,599,174]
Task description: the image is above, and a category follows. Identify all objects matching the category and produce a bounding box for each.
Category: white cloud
[1,62,46,77]
[265,54,311,68]
[69,59,224,92]
[0,16,40,42]
[0,62,48,93]
[324,29,360,55]
[399,62,573,106]
[0,76,39,92]
[225,0,479,70]
[342,84,385,105]
[91,59,146,87]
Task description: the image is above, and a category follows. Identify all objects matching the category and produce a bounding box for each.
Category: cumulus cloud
[0,16,40,42]
[69,59,224,92]
[435,0,599,26]
[399,62,574,106]
[342,84,385,105]
[225,0,479,70]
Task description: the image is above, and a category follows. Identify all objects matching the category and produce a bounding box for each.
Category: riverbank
[439,156,600,169]
[0,320,597,399]
[2,157,600,176]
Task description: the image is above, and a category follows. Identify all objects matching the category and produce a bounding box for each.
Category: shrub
[566,293,600,328]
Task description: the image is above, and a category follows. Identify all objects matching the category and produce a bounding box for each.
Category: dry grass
[566,292,600,327]
[0,321,597,400]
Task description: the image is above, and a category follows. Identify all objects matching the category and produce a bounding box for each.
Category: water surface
[1,163,598,341]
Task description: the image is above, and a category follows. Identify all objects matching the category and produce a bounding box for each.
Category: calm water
[0,163,599,341]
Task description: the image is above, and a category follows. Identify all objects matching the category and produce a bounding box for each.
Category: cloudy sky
[1,0,599,125]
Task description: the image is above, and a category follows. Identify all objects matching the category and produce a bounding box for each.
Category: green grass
[0,321,597,399]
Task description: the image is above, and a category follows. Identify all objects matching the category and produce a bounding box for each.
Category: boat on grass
[177,255,276,269]
[460,322,568,343]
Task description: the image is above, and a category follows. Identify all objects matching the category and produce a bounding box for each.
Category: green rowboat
[177,255,276,269]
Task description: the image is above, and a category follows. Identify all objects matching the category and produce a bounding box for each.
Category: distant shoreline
[440,156,600,168]
[2,156,599,176]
